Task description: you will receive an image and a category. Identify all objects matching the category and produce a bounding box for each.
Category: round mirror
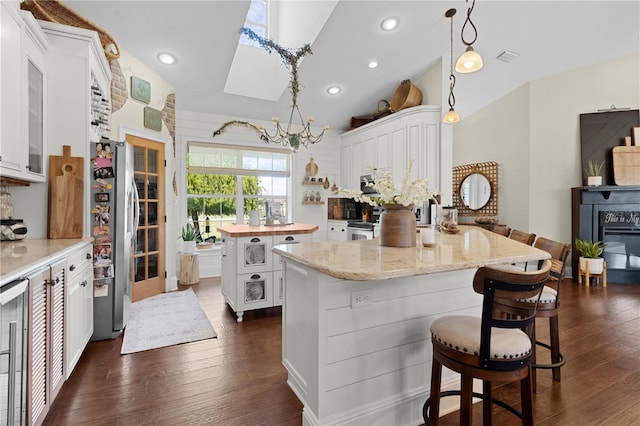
[460,173,491,210]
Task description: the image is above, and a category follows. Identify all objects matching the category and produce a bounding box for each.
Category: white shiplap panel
[325,303,480,364]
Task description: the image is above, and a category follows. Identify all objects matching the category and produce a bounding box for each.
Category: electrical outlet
[351,289,373,308]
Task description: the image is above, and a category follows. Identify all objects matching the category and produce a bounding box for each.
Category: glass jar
[0,185,14,220]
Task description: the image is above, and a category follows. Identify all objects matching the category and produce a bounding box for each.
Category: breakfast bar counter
[272,226,550,426]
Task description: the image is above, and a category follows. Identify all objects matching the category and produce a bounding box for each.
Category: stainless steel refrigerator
[90,141,138,341]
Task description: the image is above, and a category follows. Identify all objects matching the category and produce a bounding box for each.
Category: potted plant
[179,224,197,253]
[575,238,606,274]
[585,160,605,186]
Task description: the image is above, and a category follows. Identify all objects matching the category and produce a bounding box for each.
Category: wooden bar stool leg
[550,315,561,382]
[603,261,607,287]
[483,381,493,425]
[520,374,534,426]
[460,370,474,425]
[429,358,443,426]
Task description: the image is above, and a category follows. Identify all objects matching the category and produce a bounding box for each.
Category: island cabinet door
[237,272,273,311]
[237,236,273,274]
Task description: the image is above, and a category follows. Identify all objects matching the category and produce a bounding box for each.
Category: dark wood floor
[44,278,640,425]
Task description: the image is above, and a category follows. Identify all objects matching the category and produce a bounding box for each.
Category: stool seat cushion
[431,315,532,359]
[518,285,557,304]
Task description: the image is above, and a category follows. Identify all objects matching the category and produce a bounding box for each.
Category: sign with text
[600,211,640,227]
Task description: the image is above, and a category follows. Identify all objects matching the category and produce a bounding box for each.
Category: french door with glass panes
[126,135,165,302]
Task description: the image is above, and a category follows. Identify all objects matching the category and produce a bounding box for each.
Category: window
[186,142,290,241]
[239,0,268,46]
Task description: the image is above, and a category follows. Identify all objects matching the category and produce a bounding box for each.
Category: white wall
[176,110,342,242]
[109,48,178,291]
[452,54,640,245]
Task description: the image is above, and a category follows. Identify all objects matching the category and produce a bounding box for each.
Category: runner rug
[121,288,217,354]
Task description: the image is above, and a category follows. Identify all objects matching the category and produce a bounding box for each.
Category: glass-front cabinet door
[26,59,44,178]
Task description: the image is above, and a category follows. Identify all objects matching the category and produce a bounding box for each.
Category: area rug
[121,288,217,354]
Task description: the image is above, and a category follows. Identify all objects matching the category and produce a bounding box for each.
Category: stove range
[347,221,378,230]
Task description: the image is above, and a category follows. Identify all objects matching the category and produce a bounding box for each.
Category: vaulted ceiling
[67,1,640,131]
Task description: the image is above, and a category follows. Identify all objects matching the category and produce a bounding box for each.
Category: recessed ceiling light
[381,17,399,31]
[368,61,379,69]
[327,86,341,95]
[157,52,176,65]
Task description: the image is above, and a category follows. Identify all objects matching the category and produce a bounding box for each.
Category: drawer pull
[69,264,76,271]
[86,253,92,260]
[81,280,88,287]
[285,236,294,241]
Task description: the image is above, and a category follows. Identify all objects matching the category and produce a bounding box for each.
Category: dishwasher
[1,278,28,425]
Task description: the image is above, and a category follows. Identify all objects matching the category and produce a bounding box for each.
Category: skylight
[239,0,268,47]
[224,1,339,102]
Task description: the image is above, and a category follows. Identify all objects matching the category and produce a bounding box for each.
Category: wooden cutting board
[48,145,84,238]
[612,138,640,185]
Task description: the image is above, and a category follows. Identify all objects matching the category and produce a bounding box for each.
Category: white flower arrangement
[338,161,438,207]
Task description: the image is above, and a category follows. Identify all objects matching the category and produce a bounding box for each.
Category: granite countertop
[0,238,93,286]
[272,225,551,281]
[218,223,319,237]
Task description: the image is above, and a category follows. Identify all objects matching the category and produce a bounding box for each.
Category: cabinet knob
[86,253,92,260]
[69,264,76,271]
[81,280,87,287]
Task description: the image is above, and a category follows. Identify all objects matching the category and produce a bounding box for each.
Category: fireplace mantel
[572,186,640,284]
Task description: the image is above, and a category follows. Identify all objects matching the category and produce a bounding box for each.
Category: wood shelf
[302,201,325,205]
[302,181,325,186]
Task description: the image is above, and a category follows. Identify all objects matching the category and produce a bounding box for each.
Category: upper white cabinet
[39,20,112,236]
[0,4,49,182]
[340,106,447,196]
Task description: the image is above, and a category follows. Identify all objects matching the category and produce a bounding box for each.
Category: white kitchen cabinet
[221,232,312,321]
[39,20,111,236]
[340,143,354,191]
[65,243,93,377]
[0,5,49,182]
[27,259,66,426]
[327,220,349,242]
[340,106,445,195]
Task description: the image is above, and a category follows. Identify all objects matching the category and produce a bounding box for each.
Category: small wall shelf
[302,181,325,186]
[302,201,325,205]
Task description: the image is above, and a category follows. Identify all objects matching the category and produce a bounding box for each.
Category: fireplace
[572,187,640,284]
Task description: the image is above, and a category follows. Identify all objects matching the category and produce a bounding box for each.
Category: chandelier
[213,28,329,152]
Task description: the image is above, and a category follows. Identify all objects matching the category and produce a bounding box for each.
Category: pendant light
[455,0,483,73]
[443,8,460,124]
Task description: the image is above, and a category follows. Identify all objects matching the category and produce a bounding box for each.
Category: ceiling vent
[496,50,520,63]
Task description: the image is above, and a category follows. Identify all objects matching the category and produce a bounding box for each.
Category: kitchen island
[272,226,550,426]
[218,223,318,321]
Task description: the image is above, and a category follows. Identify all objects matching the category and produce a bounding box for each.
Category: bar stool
[509,229,536,270]
[424,260,551,426]
[509,229,536,246]
[490,225,511,237]
[495,237,571,392]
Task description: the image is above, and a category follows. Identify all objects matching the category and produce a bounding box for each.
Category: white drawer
[236,271,273,311]
[273,234,310,270]
[236,236,273,274]
[67,244,92,283]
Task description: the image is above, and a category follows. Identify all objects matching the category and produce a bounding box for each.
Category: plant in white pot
[585,160,605,186]
[179,224,197,253]
[575,238,606,275]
